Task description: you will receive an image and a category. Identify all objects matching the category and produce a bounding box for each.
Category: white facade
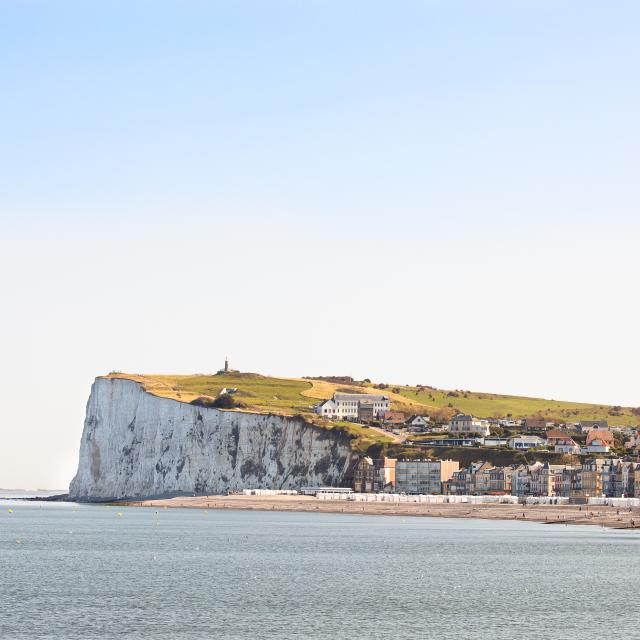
[555,443,580,454]
[405,415,430,432]
[482,437,509,447]
[316,393,390,420]
[508,435,546,450]
[581,444,611,454]
[449,414,491,436]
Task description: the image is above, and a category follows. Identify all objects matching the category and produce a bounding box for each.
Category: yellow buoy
[117,512,123,517]
[7,508,14,513]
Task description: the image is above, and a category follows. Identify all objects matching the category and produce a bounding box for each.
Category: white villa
[316,392,390,420]
[508,435,546,450]
[405,415,431,432]
[449,413,491,437]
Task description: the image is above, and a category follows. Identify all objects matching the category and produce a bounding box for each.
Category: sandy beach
[119,494,640,529]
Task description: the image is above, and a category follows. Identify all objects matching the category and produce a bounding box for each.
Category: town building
[508,435,546,450]
[523,418,547,431]
[418,437,480,447]
[395,459,459,494]
[405,415,430,432]
[489,466,514,494]
[546,429,570,445]
[315,393,390,420]
[634,465,640,497]
[512,463,542,497]
[626,434,640,455]
[352,457,396,493]
[555,440,580,454]
[448,414,490,437]
[580,420,609,432]
[472,461,494,494]
[482,437,509,447]
[586,430,615,448]
[446,468,471,495]
[441,457,639,499]
[382,411,407,427]
[529,462,565,496]
[580,459,605,497]
[581,444,611,455]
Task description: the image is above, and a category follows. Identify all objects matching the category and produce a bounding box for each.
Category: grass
[325,421,394,451]
[104,371,640,457]
[392,385,640,426]
[104,372,394,453]
[106,372,318,415]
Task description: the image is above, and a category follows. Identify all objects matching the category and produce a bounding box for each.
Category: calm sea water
[1,498,639,639]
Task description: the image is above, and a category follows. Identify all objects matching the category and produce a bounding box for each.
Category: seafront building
[394,459,459,494]
[353,457,396,493]
[355,457,640,499]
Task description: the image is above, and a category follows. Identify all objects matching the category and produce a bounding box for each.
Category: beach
[119,494,640,529]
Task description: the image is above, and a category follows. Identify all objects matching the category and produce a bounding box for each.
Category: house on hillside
[420,437,479,447]
[482,437,509,447]
[554,437,580,454]
[382,411,407,427]
[315,393,390,421]
[546,429,575,446]
[523,418,547,431]
[625,434,640,455]
[405,415,430,432]
[581,430,614,454]
[586,430,615,446]
[449,413,490,437]
[579,420,609,432]
[498,418,522,428]
[508,435,546,450]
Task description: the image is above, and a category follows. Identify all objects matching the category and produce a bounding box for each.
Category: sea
[1,493,639,639]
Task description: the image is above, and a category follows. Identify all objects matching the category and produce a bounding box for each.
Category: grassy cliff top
[103,372,640,429]
[102,372,395,452]
[393,385,640,427]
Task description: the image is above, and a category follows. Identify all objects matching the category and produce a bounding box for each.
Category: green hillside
[104,372,640,436]
[394,385,640,426]
[104,372,395,452]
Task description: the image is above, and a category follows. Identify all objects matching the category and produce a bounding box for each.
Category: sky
[1,1,639,489]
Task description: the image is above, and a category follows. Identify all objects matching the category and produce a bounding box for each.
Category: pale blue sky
[1,1,639,488]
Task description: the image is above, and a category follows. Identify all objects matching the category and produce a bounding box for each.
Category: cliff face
[69,377,358,501]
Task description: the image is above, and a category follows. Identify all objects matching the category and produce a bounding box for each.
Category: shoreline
[117,494,640,529]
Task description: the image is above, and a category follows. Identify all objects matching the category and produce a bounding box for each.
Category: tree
[213,393,236,409]
[366,443,385,458]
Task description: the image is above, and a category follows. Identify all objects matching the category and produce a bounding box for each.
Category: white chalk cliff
[69,377,358,501]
